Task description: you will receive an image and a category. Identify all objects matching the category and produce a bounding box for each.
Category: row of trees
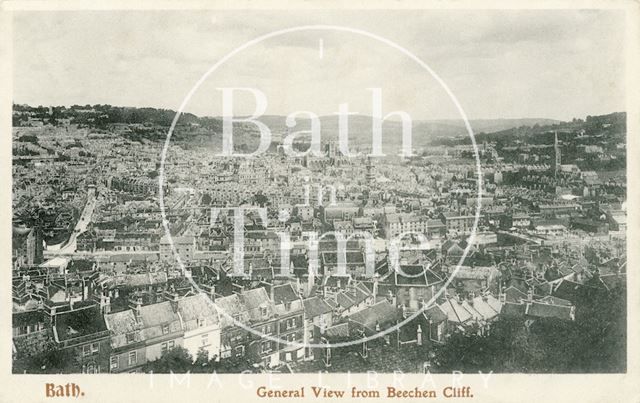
[142,347,251,374]
[433,285,626,373]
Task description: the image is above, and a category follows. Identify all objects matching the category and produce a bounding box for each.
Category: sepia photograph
[2,1,638,402]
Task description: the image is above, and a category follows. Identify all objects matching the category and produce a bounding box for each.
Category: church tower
[366,156,375,183]
[553,131,561,177]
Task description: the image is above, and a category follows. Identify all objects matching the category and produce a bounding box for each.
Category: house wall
[183,326,220,360]
[110,344,147,373]
[145,336,184,361]
[67,336,111,374]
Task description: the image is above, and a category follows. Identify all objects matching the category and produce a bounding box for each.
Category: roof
[240,287,275,322]
[538,295,572,306]
[214,294,249,328]
[138,301,179,328]
[272,283,299,305]
[55,305,107,341]
[423,305,447,324]
[160,235,195,245]
[347,300,398,331]
[12,309,46,327]
[303,296,333,318]
[439,298,473,324]
[323,275,352,288]
[335,283,373,309]
[465,295,502,321]
[105,272,168,289]
[323,323,350,339]
[526,301,573,320]
[552,279,584,302]
[105,309,139,335]
[40,257,69,268]
[395,265,443,287]
[176,294,219,325]
[504,286,528,303]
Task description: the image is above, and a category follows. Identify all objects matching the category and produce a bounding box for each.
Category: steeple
[553,131,561,177]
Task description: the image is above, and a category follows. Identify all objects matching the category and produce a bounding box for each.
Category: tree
[18,134,39,145]
[433,285,626,374]
[13,347,77,374]
[191,348,212,374]
[143,346,193,373]
[254,192,269,207]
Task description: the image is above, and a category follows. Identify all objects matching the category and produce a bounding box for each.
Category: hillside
[14,104,623,153]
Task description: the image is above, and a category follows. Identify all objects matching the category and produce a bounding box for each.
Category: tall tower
[366,156,375,183]
[553,131,561,177]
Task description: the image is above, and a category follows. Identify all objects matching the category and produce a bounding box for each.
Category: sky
[12,9,626,121]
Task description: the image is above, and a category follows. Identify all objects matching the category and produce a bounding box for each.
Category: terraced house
[176,294,221,361]
[53,303,110,374]
[104,309,145,373]
[104,300,183,372]
[271,284,305,364]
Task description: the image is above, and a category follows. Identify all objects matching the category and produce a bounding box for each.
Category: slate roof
[347,300,398,332]
[323,323,350,339]
[504,286,528,303]
[439,298,473,324]
[138,301,179,328]
[335,283,373,310]
[538,295,572,306]
[552,279,584,302]
[303,296,333,318]
[526,301,573,320]
[55,305,107,341]
[272,283,299,305]
[176,293,219,329]
[395,265,443,287]
[105,310,139,335]
[240,287,276,322]
[105,309,141,348]
[214,294,249,328]
[423,304,447,324]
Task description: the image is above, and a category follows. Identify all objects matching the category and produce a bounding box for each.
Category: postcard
[1,1,638,402]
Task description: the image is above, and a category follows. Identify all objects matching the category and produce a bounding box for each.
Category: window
[261,341,272,354]
[128,351,137,366]
[260,306,268,317]
[286,318,297,330]
[84,363,98,374]
[197,318,205,327]
[201,334,209,346]
[91,342,99,353]
[162,341,175,355]
[234,345,244,357]
[162,324,170,334]
[285,333,297,343]
[110,356,118,370]
[82,345,93,356]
